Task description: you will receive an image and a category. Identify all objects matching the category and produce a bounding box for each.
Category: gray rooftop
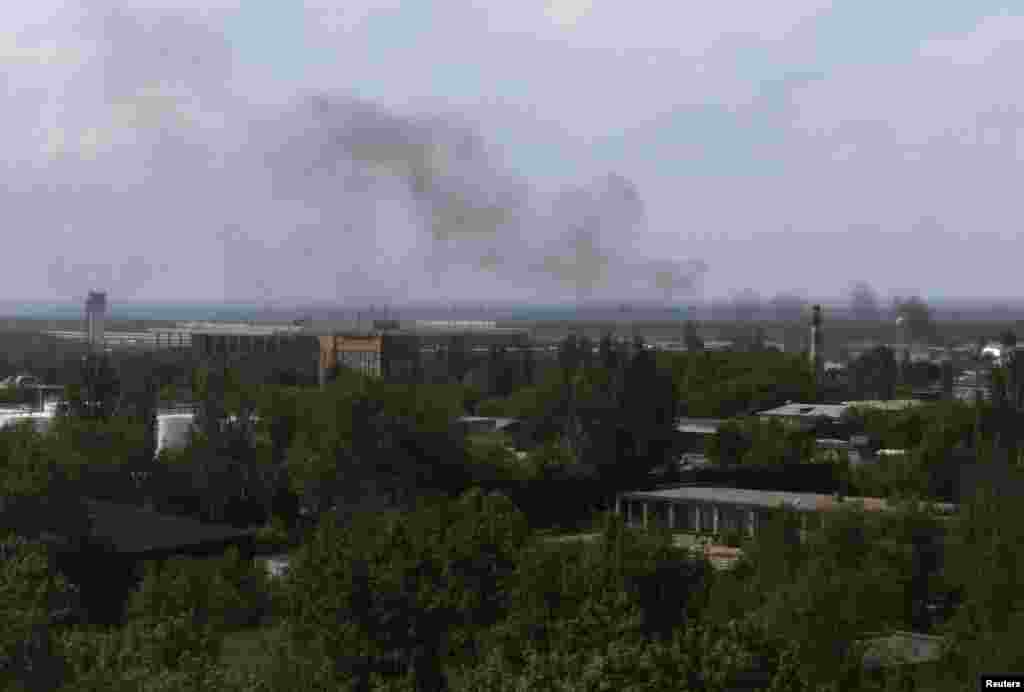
[457,416,520,431]
[676,418,728,434]
[758,403,849,419]
[623,486,831,510]
[621,486,957,514]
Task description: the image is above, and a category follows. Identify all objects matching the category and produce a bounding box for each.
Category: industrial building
[615,486,955,539]
[312,319,532,385]
[43,317,307,354]
[189,322,309,358]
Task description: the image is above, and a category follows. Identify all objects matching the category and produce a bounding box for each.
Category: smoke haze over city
[5,1,1024,306]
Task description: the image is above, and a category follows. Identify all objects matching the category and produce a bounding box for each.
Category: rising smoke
[14,5,708,306]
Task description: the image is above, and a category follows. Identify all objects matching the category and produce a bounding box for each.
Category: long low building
[616,486,956,539]
[312,320,532,383]
[43,321,306,353]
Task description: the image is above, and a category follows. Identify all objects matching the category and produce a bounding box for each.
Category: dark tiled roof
[84,499,255,555]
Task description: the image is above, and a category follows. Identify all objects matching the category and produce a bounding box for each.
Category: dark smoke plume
[237,94,708,304]
[13,5,708,305]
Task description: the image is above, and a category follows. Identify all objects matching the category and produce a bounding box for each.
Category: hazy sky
[5,1,1024,305]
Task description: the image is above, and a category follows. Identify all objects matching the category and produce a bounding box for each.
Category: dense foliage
[1,333,1022,690]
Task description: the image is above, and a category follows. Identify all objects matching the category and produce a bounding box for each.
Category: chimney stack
[810,304,824,388]
[85,291,107,352]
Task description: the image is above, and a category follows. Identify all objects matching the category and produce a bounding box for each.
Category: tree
[126,547,272,632]
[683,321,704,353]
[281,490,530,688]
[69,353,120,421]
[522,347,535,388]
[447,337,472,385]
[941,478,1024,683]
[598,343,678,488]
[706,420,753,467]
[848,346,899,400]
[0,536,79,691]
[753,507,903,689]
[0,423,92,545]
[848,281,881,322]
[893,296,937,344]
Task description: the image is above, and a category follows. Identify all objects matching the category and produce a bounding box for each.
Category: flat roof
[457,416,520,430]
[676,418,728,434]
[758,403,849,419]
[621,486,957,514]
[843,400,925,411]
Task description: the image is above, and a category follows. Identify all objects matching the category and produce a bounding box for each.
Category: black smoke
[15,5,709,306]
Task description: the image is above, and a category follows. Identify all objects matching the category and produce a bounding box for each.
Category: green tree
[940,477,1024,683]
[281,490,530,689]
[683,321,704,353]
[0,536,79,691]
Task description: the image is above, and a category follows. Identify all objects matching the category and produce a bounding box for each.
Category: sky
[4,1,1024,306]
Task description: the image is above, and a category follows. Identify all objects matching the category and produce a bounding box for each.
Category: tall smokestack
[85,291,107,352]
[810,304,824,389]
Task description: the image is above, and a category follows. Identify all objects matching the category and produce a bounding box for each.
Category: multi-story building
[312,319,532,385]
[188,322,308,358]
